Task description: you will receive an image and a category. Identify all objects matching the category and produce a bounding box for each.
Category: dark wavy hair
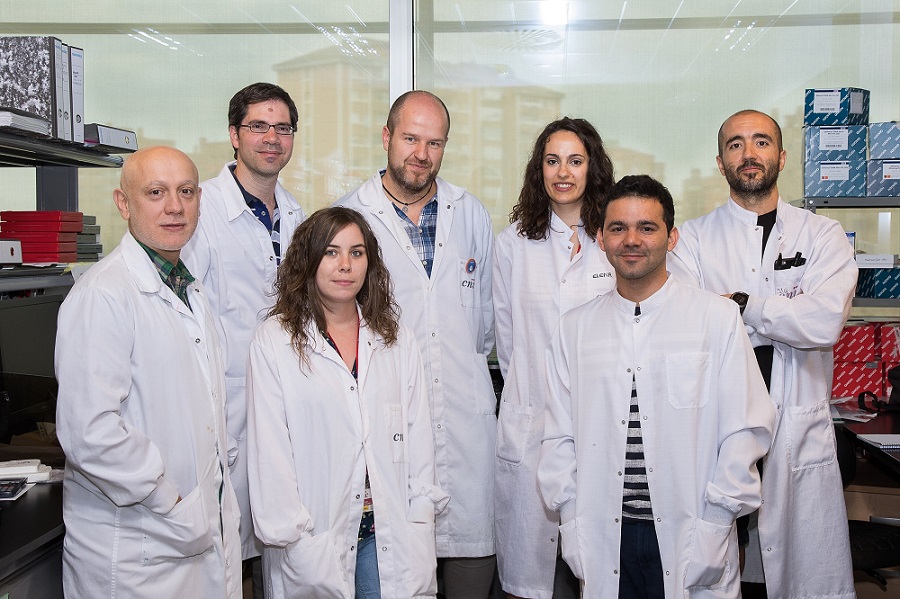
[270,207,400,365]
[510,117,614,241]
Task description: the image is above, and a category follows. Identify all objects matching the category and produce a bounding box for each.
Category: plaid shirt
[137,240,195,310]
[392,194,438,277]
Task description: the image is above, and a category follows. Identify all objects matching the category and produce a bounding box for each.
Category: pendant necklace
[382,179,434,213]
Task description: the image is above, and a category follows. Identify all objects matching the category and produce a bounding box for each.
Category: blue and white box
[804,88,870,126]
[805,125,867,161]
[869,122,900,160]
[804,160,867,197]
[867,160,900,197]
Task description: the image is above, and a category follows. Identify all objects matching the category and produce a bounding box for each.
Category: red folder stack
[0,211,83,263]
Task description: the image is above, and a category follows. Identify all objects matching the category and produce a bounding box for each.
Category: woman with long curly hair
[246,207,448,599]
[494,118,617,599]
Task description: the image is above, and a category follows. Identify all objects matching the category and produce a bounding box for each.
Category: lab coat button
[621,420,626,425]
[614,569,618,575]
[614,517,619,523]
[666,570,670,576]
[767,547,772,551]
[356,494,361,499]
[562,278,566,283]
[350,386,356,391]
[642,415,647,420]
[434,378,439,383]
[636,367,641,371]
[626,368,632,373]
[617,471,622,476]
[195,338,201,344]
[437,424,443,429]
[656,517,661,522]
[382,546,388,551]
[269,256,274,261]
[634,318,640,323]
[438,243,443,247]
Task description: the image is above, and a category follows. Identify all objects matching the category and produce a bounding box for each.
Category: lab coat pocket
[458,259,478,308]
[788,399,835,471]
[683,519,736,591]
[282,531,348,598]
[405,521,438,596]
[496,400,534,465]
[558,517,585,581]
[665,352,711,409]
[773,264,806,299]
[140,483,214,565]
[386,403,407,463]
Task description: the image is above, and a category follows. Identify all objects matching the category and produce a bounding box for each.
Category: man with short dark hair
[670,110,857,598]
[182,82,305,593]
[538,174,773,599]
[336,90,497,597]
[56,147,242,598]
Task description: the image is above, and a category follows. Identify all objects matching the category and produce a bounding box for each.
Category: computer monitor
[0,293,63,442]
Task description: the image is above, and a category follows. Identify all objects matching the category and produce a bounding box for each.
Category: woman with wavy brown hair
[246,207,448,599]
[494,118,616,599]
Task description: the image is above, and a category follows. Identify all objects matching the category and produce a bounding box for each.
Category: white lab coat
[538,277,774,599]
[247,315,449,598]
[493,214,615,598]
[182,162,305,559]
[336,173,496,557]
[669,198,857,598]
[55,232,242,599]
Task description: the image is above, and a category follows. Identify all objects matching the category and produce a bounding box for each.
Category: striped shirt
[623,304,652,521]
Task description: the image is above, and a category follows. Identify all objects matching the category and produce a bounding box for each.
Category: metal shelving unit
[795,196,900,309]
[0,130,123,212]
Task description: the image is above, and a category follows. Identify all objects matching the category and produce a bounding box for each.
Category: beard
[387,160,436,196]
[723,159,779,199]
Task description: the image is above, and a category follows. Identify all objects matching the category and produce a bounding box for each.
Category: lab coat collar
[612,274,676,316]
[725,195,785,226]
[357,170,467,209]
[120,231,174,295]
[216,161,302,223]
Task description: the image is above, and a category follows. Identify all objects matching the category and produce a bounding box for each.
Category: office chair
[835,425,900,587]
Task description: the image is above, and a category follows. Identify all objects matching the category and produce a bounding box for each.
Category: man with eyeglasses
[182,82,305,597]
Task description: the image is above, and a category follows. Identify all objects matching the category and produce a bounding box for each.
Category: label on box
[814,90,840,113]
[882,161,900,180]
[820,161,850,181]
[856,254,896,268]
[820,127,849,151]
[850,91,864,114]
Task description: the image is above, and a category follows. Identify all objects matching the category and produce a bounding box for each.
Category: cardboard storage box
[857,268,900,299]
[833,361,882,398]
[804,88,870,126]
[880,323,900,363]
[869,122,900,160]
[866,159,900,196]
[805,125,867,161]
[834,322,879,362]
[804,160,866,197]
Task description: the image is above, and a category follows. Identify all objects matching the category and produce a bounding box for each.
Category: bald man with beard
[56,147,242,598]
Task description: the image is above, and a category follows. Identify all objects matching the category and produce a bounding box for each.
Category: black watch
[731,292,749,315]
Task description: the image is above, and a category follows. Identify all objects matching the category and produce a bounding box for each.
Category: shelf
[853,297,900,308]
[0,131,123,169]
[796,197,900,211]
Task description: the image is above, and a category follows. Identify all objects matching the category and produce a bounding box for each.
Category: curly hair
[510,117,614,241]
[270,207,400,365]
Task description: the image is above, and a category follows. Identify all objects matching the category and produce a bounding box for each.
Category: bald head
[386,90,450,137]
[717,110,782,156]
[114,146,201,263]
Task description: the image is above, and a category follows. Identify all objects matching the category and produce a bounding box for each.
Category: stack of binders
[76,214,103,262]
[0,211,83,263]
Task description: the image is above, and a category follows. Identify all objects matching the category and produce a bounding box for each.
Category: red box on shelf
[0,210,83,222]
[0,231,78,243]
[832,361,882,399]
[884,362,900,397]
[833,322,879,362]
[0,221,83,233]
[880,324,900,363]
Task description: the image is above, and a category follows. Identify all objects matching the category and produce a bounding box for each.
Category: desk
[842,412,900,480]
[0,483,64,597]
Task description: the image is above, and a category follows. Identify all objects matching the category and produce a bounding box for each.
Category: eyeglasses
[238,122,295,136]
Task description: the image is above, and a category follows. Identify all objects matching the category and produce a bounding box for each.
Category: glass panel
[0,1,390,252]
[415,0,900,231]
